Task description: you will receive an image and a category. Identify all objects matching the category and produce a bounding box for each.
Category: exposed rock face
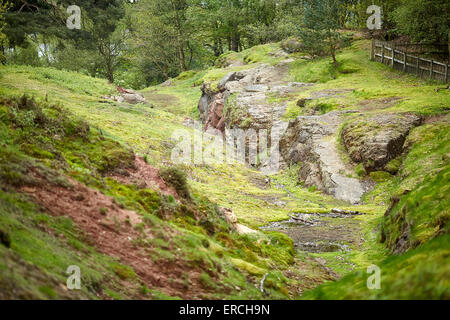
[197,63,418,205]
[203,91,225,132]
[198,64,312,133]
[341,113,422,172]
[280,111,370,204]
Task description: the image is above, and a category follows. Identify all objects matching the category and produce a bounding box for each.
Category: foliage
[392,0,449,44]
[298,0,342,66]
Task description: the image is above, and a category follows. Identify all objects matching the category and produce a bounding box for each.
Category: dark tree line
[1,0,448,88]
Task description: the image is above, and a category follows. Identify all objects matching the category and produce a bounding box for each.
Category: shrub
[160,167,191,200]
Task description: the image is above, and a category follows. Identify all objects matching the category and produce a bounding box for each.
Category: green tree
[299,0,343,67]
[0,0,9,64]
[392,0,449,44]
[4,0,126,82]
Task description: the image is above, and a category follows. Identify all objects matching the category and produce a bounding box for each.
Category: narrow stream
[260,211,364,253]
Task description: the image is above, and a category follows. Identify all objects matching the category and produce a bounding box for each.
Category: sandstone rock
[219,207,237,224]
[235,224,258,235]
[203,91,225,132]
[341,113,422,172]
[280,111,370,204]
[245,85,269,92]
[121,93,147,105]
[218,207,258,235]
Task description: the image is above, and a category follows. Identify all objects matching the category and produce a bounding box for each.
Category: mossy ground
[0,90,327,299]
[0,37,448,299]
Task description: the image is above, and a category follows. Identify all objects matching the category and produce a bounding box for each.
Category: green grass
[0,190,132,299]
[302,234,450,300]
[284,40,450,119]
[0,93,314,299]
[0,37,448,300]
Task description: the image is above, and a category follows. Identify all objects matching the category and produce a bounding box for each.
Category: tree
[82,0,126,82]
[392,0,449,44]
[299,0,343,67]
[0,0,9,64]
[3,0,126,82]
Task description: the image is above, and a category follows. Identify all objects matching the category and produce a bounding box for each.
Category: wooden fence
[371,40,449,83]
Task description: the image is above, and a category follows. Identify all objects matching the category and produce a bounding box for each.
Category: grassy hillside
[0,38,448,299]
[0,72,333,300]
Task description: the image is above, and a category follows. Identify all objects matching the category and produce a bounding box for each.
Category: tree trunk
[231,24,240,52]
[171,0,187,71]
[99,41,114,83]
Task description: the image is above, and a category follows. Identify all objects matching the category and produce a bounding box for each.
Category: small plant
[355,163,366,177]
[111,262,136,280]
[141,285,150,295]
[99,207,108,216]
[199,272,217,290]
[159,166,191,200]
[183,272,190,289]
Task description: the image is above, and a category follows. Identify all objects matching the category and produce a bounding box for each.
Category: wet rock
[341,113,422,172]
[331,208,364,215]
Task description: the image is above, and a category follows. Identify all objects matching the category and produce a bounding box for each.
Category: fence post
[402,52,407,72]
[444,63,448,83]
[416,57,420,76]
[381,44,385,65]
[371,39,375,61]
[430,61,433,80]
[391,48,394,68]
[445,63,449,83]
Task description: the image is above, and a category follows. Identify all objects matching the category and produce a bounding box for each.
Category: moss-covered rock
[341,113,422,172]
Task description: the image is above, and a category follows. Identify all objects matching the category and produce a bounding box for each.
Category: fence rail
[371,40,449,83]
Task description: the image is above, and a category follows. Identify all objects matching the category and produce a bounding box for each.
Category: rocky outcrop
[219,207,257,235]
[280,111,370,204]
[203,90,225,132]
[102,87,149,105]
[198,64,312,133]
[341,113,422,172]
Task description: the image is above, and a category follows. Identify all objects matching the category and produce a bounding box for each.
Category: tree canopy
[1,0,448,87]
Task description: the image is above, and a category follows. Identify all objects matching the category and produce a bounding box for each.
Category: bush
[159,167,191,200]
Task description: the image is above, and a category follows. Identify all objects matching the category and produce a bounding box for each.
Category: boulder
[121,93,147,105]
[219,207,258,235]
[217,71,245,91]
[341,113,422,172]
